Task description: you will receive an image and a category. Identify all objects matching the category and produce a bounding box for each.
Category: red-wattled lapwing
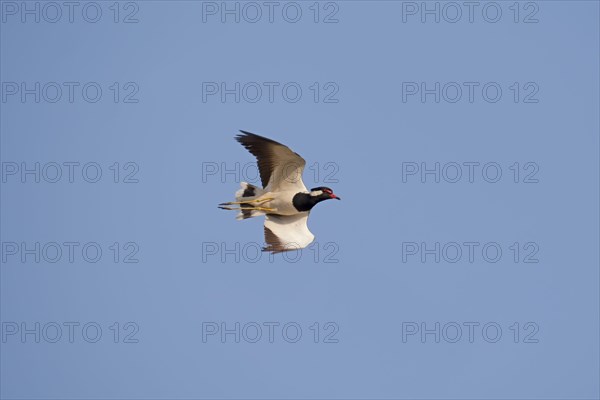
[219,131,341,253]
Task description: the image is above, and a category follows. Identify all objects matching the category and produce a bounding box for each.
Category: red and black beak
[330,193,341,200]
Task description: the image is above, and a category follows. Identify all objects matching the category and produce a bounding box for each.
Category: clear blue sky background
[1,1,599,399]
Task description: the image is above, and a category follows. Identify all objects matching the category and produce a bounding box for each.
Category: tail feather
[234,182,266,220]
[235,182,262,200]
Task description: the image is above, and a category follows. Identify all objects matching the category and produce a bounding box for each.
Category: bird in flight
[219,130,341,253]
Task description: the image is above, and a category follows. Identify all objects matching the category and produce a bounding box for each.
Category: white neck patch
[310,190,323,197]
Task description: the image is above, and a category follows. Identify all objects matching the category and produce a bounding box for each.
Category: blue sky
[1,1,599,398]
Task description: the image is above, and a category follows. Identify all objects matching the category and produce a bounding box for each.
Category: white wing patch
[263,213,315,253]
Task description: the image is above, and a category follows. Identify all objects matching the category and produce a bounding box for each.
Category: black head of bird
[290,186,340,212]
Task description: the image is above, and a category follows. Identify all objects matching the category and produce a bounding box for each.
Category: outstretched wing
[236,131,307,192]
[263,213,315,253]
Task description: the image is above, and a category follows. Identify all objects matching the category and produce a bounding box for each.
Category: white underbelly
[262,191,299,215]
